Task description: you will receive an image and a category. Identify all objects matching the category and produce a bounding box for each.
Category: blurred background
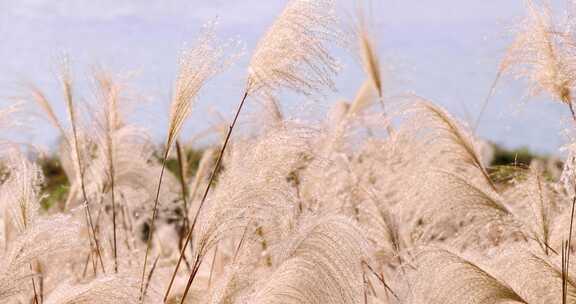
[0,0,569,154]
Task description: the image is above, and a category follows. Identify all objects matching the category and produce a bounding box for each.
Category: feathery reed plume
[245,216,369,304]
[165,26,229,152]
[419,170,520,246]
[247,0,339,96]
[506,164,556,255]
[475,0,576,131]
[409,248,527,304]
[139,24,230,301]
[500,1,576,121]
[324,81,380,153]
[359,33,382,104]
[1,152,42,235]
[356,7,384,112]
[44,275,147,304]
[165,124,312,301]
[59,58,106,273]
[94,69,121,273]
[165,2,340,301]
[0,151,42,304]
[28,84,68,141]
[495,247,576,303]
[167,125,315,301]
[204,263,252,304]
[0,214,81,302]
[410,99,497,192]
[174,177,297,303]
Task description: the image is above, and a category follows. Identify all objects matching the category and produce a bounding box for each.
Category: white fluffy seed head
[167,22,238,151]
[247,0,340,96]
[502,1,576,104]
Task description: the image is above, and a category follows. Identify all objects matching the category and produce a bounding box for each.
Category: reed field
[2,0,576,303]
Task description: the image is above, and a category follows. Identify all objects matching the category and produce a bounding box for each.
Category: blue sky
[0,0,570,154]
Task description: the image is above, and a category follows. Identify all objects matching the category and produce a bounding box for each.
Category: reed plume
[500,1,576,121]
[247,0,339,96]
[409,98,497,191]
[356,8,384,112]
[44,276,145,304]
[505,164,557,255]
[245,216,369,304]
[58,58,106,273]
[28,84,68,140]
[495,247,576,303]
[139,24,231,301]
[165,1,341,302]
[93,69,122,273]
[409,248,527,304]
[0,214,81,302]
